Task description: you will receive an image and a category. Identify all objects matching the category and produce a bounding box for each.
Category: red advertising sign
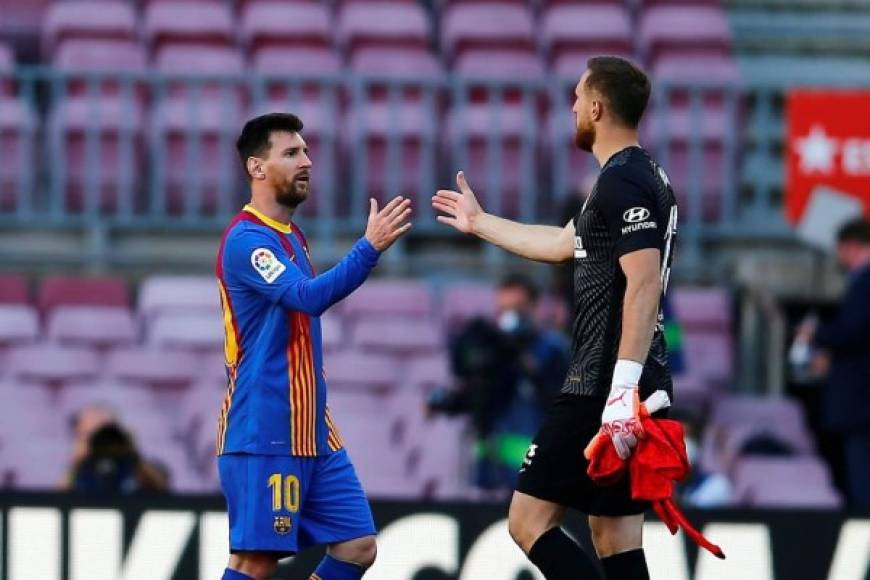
[786,90,870,224]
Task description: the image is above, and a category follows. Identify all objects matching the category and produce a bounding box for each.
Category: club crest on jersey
[273,515,292,535]
[574,236,587,259]
[251,248,286,283]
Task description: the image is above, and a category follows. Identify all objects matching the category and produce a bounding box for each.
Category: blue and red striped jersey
[215,204,380,456]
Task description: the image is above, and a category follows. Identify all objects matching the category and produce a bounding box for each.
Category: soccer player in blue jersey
[216,113,412,580]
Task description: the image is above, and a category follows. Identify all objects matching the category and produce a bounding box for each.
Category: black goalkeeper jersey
[564,146,677,399]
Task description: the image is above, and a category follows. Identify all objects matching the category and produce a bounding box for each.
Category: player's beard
[275,176,309,208]
[574,114,596,152]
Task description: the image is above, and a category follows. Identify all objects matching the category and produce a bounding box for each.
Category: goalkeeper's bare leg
[508,491,601,579]
[590,515,649,580]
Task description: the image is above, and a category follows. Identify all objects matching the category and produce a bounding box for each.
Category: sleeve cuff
[355,237,381,263]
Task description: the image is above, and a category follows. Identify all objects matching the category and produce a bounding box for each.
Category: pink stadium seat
[337,1,430,54]
[198,351,230,386]
[682,330,733,383]
[324,351,400,391]
[454,48,545,82]
[350,46,442,80]
[143,1,235,50]
[445,100,534,218]
[47,96,145,214]
[2,438,69,489]
[341,280,434,319]
[712,395,807,430]
[0,43,14,97]
[551,49,634,80]
[0,99,38,212]
[442,3,535,61]
[405,353,451,391]
[672,287,731,331]
[58,381,159,419]
[407,416,468,499]
[149,95,244,215]
[350,319,442,355]
[47,306,137,349]
[147,310,224,352]
[653,54,740,87]
[0,305,39,346]
[154,45,246,100]
[540,4,632,64]
[638,6,732,63]
[440,283,497,327]
[106,348,201,388]
[53,39,148,99]
[7,345,101,386]
[41,0,137,57]
[747,483,843,509]
[0,0,47,45]
[241,1,332,51]
[320,313,344,352]
[138,276,221,320]
[0,274,29,304]
[733,457,835,503]
[37,275,129,315]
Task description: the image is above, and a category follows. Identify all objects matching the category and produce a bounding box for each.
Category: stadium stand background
[0,0,865,509]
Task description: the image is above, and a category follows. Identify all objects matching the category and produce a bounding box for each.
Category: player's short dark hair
[236,113,304,178]
[499,273,539,302]
[837,218,870,245]
[585,56,651,129]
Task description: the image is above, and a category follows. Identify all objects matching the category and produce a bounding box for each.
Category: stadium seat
[2,438,69,489]
[712,395,808,430]
[442,2,535,61]
[138,276,220,320]
[47,306,137,349]
[672,287,731,331]
[154,44,245,99]
[682,330,734,384]
[407,416,468,499]
[53,39,148,99]
[57,382,160,427]
[147,310,224,352]
[320,313,344,352]
[324,351,400,391]
[143,1,235,51]
[350,319,442,355]
[240,0,332,52]
[37,275,129,315]
[445,95,539,219]
[41,0,137,58]
[748,483,842,509]
[105,348,201,388]
[0,98,38,212]
[337,1,430,55]
[0,274,29,304]
[733,457,835,502]
[0,305,39,346]
[149,96,245,215]
[46,96,145,214]
[405,353,451,391]
[0,0,48,48]
[638,6,732,63]
[540,4,632,66]
[0,42,14,97]
[6,344,101,386]
[440,283,497,328]
[340,280,434,319]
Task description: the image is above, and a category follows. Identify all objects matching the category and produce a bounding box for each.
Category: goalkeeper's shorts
[516,392,669,516]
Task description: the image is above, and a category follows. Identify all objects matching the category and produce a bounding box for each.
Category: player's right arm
[432,171,574,264]
[227,197,411,317]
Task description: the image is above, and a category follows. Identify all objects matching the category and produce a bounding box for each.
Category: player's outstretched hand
[365,196,412,252]
[432,171,483,234]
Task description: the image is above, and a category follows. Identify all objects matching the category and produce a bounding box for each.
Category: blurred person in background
[69,422,168,495]
[674,411,732,508]
[796,218,870,509]
[428,274,569,495]
[65,403,116,483]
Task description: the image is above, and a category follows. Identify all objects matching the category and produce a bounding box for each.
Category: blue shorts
[218,449,376,555]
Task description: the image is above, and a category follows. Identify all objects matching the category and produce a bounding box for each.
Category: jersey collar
[243,204,293,234]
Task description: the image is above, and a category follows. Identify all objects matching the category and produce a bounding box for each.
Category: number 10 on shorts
[268,474,300,513]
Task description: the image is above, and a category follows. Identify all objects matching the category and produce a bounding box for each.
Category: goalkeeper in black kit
[433,56,678,580]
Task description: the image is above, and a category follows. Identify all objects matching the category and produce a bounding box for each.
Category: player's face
[263,131,312,208]
[572,72,596,153]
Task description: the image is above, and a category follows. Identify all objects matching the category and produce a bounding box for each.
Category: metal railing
[0,67,793,259]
